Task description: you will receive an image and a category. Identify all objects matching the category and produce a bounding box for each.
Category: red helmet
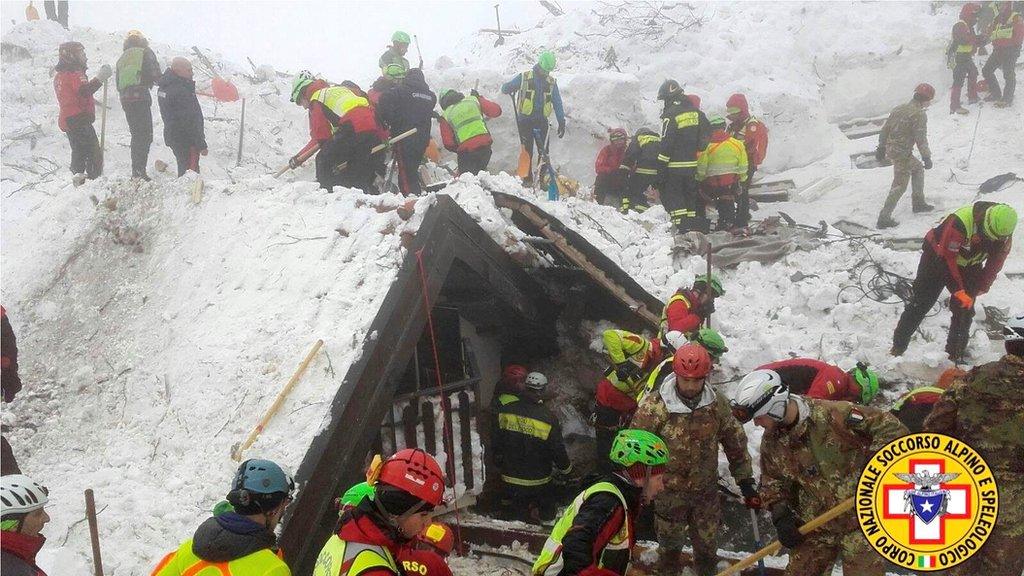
[687,94,702,109]
[502,364,528,390]
[914,83,935,101]
[960,2,981,20]
[418,522,456,555]
[672,343,712,379]
[376,448,446,507]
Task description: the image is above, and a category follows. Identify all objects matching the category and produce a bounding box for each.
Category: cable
[834,237,940,318]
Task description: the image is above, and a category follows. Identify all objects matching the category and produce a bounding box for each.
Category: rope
[414,248,465,554]
[966,103,982,169]
[835,237,940,318]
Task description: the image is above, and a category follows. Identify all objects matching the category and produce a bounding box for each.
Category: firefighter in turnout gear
[493,372,573,523]
[659,274,724,338]
[632,344,756,576]
[725,93,768,229]
[532,429,669,576]
[731,371,909,576]
[949,3,983,114]
[657,79,710,233]
[924,312,1024,576]
[618,128,662,215]
[875,83,936,229]
[696,115,749,231]
[892,201,1016,361]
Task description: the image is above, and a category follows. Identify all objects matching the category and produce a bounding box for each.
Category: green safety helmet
[850,362,880,404]
[383,63,407,80]
[708,115,727,129]
[291,70,315,104]
[691,327,728,358]
[340,481,375,508]
[609,429,669,468]
[693,273,725,296]
[212,499,235,516]
[538,50,556,73]
[392,31,411,44]
[982,204,1018,240]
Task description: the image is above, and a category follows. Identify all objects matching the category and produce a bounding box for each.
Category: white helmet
[525,372,548,391]
[1003,313,1024,342]
[731,370,789,423]
[661,330,688,352]
[0,474,49,516]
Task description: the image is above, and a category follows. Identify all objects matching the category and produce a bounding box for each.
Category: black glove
[739,479,762,510]
[772,505,804,548]
[874,146,885,162]
[614,362,638,382]
[470,88,480,98]
[557,123,566,139]
[288,156,301,170]
[922,156,933,170]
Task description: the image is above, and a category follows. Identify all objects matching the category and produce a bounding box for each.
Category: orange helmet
[914,83,936,101]
[418,522,456,556]
[672,343,712,379]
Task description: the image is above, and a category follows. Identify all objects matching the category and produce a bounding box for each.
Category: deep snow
[1,3,1022,575]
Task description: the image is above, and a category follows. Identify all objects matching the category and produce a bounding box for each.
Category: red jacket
[397,549,453,576]
[595,338,665,415]
[664,289,705,335]
[991,8,1024,49]
[595,144,626,176]
[336,512,404,576]
[952,20,979,55]
[297,81,383,159]
[924,205,1011,295]
[725,94,768,167]
[0,531,48,576]
[757,358,860,402]
[53,68,100,132]
[438,95,502,153]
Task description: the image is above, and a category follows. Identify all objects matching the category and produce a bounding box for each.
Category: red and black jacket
[559,473,641,576]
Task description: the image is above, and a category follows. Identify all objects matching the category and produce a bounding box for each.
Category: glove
[952,289,974,309]
[288,156,301,170]
[739,479,762,510]
[614,362,639,382]
[470,88,480,98]
[922,156,933,170]
[96,64,113,82]
[772,505,804,549]
[557,123,566,139]
[874,146,885,162]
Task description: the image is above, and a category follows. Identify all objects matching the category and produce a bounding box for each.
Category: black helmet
[657,79,682,101]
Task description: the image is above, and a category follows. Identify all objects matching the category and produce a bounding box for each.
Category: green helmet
[291,70,315,103]
[692,327,728,358]
[708,115,727,129]
[982,204,1018,240]
[340,481,375,508]
[383,63,407,80]
[212,499,235,516]
[609,429,669,468]
[851,363,880,404]
[392,31,411,44]
[538,50,556,73]
[693,273,725,296]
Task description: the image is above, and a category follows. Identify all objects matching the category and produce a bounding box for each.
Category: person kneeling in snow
[53,41,110,184]
[157,57,207,177]
[152,459,293,576]
[1,474,51,576]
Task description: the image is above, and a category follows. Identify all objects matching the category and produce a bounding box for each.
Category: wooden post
[85,489,104,576]
[236,98,246,167]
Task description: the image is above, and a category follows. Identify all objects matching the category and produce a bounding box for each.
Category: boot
[913,202,935,213]
[951,106,969,115]
[653,549,683,576]
[72,173,87,187]
[876,216,899,229]
[994,99,1013,108]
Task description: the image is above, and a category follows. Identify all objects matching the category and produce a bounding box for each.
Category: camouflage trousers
[878,155,925,222]
[655,491,720,576]
[945,478,1024,576]
[785,527,886,576]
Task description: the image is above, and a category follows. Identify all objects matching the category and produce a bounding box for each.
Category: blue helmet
[228,459,294,514]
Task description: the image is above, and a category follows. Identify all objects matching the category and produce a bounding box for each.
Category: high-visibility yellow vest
[891,387,946,411]
[990,12,1021,41]
[951,205,988,267]
[517,70,554,117]
[311,87,370,134]
[696,137,748,182]
[954,20,976,53]
[444,96,489,146]
[312,535,399,576]
[532,482,631,575]
[150,539,289,576]
[602,330,651,397]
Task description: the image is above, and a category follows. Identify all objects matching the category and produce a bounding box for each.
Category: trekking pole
[236,97,245,167]
[715,497,855,576]
[333,128,417,174]
[231,339,323,461]
[84,489,104,576]
[749,509,766,576]
[274,143,319,178]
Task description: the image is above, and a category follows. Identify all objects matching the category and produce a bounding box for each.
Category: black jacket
[1,307,21,403]
[559,473,642,576]
[621,129,662,174]
[658,97,709,178]
[191,513,278,562]
[157,70,206,150]
[377,69,436,143]
[492,393,572,484]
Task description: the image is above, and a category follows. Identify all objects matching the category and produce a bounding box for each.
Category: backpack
[116,47,145,92]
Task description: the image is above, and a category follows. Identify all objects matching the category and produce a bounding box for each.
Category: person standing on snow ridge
[53,41,109,184]
[725,93,768,230]
[730,371,909,576]
[116,30,161,180]
[532,429,669,576]
[593,128,628,208]
[1,474,51,576]
[659,274,724,339]
[2,306,23,476]
[892,201,1016,362]
[656,79,710,234]
[379,31,413,75]
[501,51,566,186]
[874,83,936,229]
[378,68,436,196]
[981,1,1023,107]
[152,459,293,576]
[42,0,67,28]
[313,449,445,576]
[397,522,457,576]
[696,115,749,231]
[632,344,757,576]
[157,57,208,177]
[755,358,881,405]
[617,128,662,215]
[437,88,502,175]
[922,312,1024,576]
[949,3,983,114]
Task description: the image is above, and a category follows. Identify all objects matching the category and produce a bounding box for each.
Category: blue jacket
[501,65,565,126]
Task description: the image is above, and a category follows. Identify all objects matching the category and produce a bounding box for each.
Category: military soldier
[924,312,1024,576]
[731,369,909,576]
[875,83,936,229]
[632,344,757,576]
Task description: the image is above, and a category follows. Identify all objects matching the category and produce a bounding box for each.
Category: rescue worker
[369,64,406,108]
[493,371,573,523]
[593,329,677,473]
[632,344,757,576]
[438,88,502,175]
[755,358,880,404]
[380,31,413,74]
[688,94,702,110]
[152,459,293,575]
[593,128,628,207]
[924,312,1024,576]
[688,327,728,363]
[659,274,724,338]
[157,57,208,177]
[0,474,51,576]
[617,128,661,215]
[696,115,748,231]
[731,370,909,576]
[289,72,384,193]
[949,3,982,114]
[725,93,768,230]
[532,429,669,576]
[657,80,710,234]
[501,51,566,186]
[397,522,456,576]
[338,481,375,513]
[115,30,160,179]
[889,367,962,432]
[378,68,436,196]
[982,1,1022,107]
[874,83,936,229]
[892,201,1016,361]
[53,41,110,183]
[2,306,22,475]
[478,364,527,513]
[313,448,445,576]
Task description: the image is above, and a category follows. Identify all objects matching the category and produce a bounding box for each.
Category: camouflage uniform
[759,397,908,576]
[924,354,1024,576]
[632,362,753,576]
[877,99,932,224]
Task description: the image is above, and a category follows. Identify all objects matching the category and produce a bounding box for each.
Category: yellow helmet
[126,30,145,40]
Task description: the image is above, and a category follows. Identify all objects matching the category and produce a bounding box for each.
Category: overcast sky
[2,0,550,81]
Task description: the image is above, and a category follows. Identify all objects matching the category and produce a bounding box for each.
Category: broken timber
[747,179,795,202]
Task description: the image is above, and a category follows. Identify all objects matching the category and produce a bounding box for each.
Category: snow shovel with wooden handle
[274,144,320,178]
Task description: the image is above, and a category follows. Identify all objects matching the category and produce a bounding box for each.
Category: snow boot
[951,106,969,115]
[72,173,87,187]
[653,549,683,576]
[876,216,899,229]
[913,203,935,213]
[994,100,1013,108]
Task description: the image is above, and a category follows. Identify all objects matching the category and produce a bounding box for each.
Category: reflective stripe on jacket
[151,539,289,576]
[312,535,399,576]
[517,69,554,118]
[311,87,371,135]
[443,96,489,146]
[532,482,631,575]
